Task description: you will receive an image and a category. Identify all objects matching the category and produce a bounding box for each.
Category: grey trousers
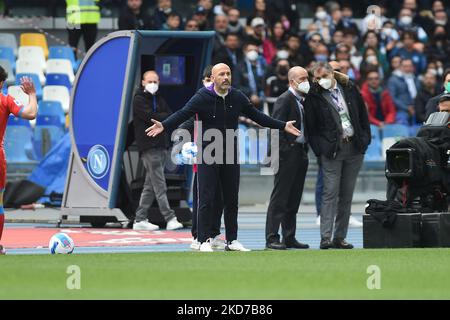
[135,148,175,223]
[320,141,363,240]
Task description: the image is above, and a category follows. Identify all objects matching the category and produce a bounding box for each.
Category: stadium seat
[370,124,380,141]
[0,59,15,85]
[15,73,43,100]
[49,46,80,73]
[365,125,383,161]
[36,115,63,127]
[7,85,29,106]
[43,85,70,113]
[382,124,410,139]
[409,124,421,137]
[7,114,31,128]
[0,46,16,72]
[33,125,65,159]
[38,100,65,127]
[20,33,49,58]
[18,46,46,72]
[1,85,6,95]
[16,59,46,85]
[46,73,72,91]
[46,59,75,84]
[0,33,18,56]
[4,126,35,163]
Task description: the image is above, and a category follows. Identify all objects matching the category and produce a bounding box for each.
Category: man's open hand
[285,120,301,137]
[145,119,165,137]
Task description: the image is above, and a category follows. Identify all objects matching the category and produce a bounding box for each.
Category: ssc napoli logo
[86,145,110,180]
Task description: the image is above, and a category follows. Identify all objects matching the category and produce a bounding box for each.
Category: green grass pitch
[1,249,450,299]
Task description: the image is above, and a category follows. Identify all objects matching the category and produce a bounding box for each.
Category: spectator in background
[246,0,267,29]
[361,69,397,128]
[313,43,330,63]
[118,0,152,31]
[153,0,177,30]
[403,0,435,36]
[338,59,358,81]
[313,5,332,44]
[425,69,450,118]
[396,8,428,43]
[235,42,266,110]
[286,34,304,68]
[379,20,400,56]
[328,2,343,36]
[338,3,360,35]
[214,0,235,16]
[227,8,245,38]
[212,14,229,60]
[185,19,200,31]
[246,17,266,47]
[391,30,427,75]
[328,29,344,53]
[197,0,215,29]
[437,94,450,113]
[306,33,324,64]
[387,58,421,125]
[266,58,290,114]
[361,30,389,76]
[433,9,449,32]
[265,0,300,34]
[192,5,212,31]
[425,25,450,63]
[342,28,363,71]
[263,21,286,65]
[66,0,100,57]
[415,70,439,123]
[212,32,242,73]
[360,47,386,82]
[361,0,389,35]
[162,12,182,31]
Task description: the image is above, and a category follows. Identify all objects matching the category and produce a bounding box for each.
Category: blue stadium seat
[48,46,80,73]
[46,73,72,91]
[370,124,380,141]
[38,100,65,127]
[0,46,15,72]
[33,125,65,159]
[15,73,43,100]
[364,140,383,161]
[382,124,410,139]
[4,126,35,162]
[7,114,31,127]
[36,115,62,127]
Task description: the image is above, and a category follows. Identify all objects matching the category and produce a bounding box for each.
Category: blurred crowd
[57,0,450,127]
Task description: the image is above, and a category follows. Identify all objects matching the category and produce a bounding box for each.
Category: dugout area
[61,30,215,227]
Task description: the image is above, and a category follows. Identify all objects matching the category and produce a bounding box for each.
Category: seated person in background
[361,69,396,128]
[437,94,450,113]
[415,71,439,124]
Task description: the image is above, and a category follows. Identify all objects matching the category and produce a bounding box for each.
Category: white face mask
[145,83,159,95]
[366,55,378,65]
[382,27,393,36]
[319,77,333,90]
[435,19,447,26]
[296,80,310,94]
[246,50,259,62]
[400,16,412,25]
[316,11,327,21]
[277,50,289,60]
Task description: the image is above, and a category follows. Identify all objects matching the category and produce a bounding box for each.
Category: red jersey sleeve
[6,95,25,118]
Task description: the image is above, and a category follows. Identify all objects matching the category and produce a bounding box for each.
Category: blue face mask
[315,54,328,62]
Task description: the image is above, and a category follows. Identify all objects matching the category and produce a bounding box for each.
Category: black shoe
[332,238,354,249]
[284,239,309,249]
[320,238,333,249]
[266,241,287,250]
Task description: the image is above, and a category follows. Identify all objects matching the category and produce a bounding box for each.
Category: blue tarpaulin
[27,133,71,205]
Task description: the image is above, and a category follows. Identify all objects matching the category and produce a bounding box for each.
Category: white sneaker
[211,235,225,250]
[133,220,159,231]
[190,238,200,251]
[166,217,183,230]
[316,216,320,226]
[199,239,214,252]
[225,240,251,252]
[349,216,363,227]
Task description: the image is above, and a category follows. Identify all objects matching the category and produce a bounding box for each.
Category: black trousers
[197,162,240,243]
[191,171,223,239]
[265,144,309,244]
[68,23,98,57]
